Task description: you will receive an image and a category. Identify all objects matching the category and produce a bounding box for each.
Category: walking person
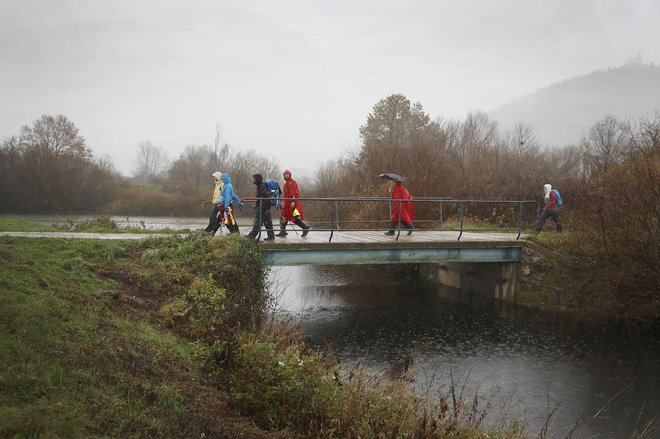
[247,173,275,241]
[218,172,243,234]
[276,169,310,238]
[533,184,563,234]
[385,180,414,235]
[204,171,225,236]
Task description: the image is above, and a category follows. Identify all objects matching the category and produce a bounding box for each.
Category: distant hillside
[489,61,660,146]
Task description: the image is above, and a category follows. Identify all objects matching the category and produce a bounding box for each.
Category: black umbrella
[378,173,406,182]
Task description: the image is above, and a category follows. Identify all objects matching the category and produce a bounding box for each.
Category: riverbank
[1,234,526,438]
[523,232,660,324]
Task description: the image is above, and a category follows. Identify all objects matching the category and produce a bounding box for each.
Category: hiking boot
[405,224,414,236]
[276,231,288,237]
[263,236,275,241]
[384,230,395,236]
[302,226,310,237]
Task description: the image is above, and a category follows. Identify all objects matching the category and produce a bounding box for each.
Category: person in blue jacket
[217,172,243,235]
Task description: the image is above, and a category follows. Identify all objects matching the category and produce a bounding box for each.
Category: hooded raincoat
[281,169,304,222]
[211,171,224,204]
[219,173,242,228]
[391,181,414,224]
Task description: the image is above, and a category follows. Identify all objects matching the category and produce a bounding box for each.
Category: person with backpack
[385,180,414,235]
[264,178,282,209]
[246,173,275,241]
[533,184,563,234]
[276,169,310,238]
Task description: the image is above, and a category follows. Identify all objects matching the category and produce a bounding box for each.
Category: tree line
[2,99,657,293]
[308,94,658,294]
[0,117,279,216]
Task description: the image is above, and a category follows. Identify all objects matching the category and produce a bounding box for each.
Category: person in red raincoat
[385,181,414,235]
[276,169,311,237]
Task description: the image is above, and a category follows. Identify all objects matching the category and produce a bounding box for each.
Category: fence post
[329,200,336,242]
[396,200,402,241]
[517,201,523,240]
[439,201,444,230]
[457,202,464,241]
[257,199,263,240]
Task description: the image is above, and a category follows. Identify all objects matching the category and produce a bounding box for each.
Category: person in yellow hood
[204,172,225,235]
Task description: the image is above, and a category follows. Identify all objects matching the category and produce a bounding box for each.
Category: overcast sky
[1,0,659,177]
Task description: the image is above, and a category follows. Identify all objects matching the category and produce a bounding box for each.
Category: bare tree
[226,149,279,196]
[133,141,169,184]
[580,115,630,175]
[167,144,214,196]
[19,114,90,158]
[212,123,230,171]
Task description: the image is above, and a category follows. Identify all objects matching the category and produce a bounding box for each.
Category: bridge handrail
[246,196,539,242]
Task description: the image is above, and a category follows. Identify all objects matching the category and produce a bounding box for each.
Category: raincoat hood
[252,173,263,185]
[211,171,222,182]
[220,173,232,185]
[283,169,292,180]
[543,184,552,196]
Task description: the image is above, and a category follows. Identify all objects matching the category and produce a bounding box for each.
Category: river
[270,264,659,439]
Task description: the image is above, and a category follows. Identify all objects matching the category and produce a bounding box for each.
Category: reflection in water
[270,265,660,438]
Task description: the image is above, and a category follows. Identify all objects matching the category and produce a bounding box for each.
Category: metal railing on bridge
[248,196,540,242]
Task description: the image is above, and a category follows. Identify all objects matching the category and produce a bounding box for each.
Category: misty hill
[489,61,660,146]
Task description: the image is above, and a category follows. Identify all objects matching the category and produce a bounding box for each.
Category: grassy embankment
[527,229,660,323]
[0,216,182,234]
[1,231,525,438]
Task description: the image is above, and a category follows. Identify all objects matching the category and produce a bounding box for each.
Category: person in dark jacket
[533,184,563,234]
[247,173,275,241]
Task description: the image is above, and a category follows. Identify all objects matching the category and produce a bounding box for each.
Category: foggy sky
[1,0,659,177]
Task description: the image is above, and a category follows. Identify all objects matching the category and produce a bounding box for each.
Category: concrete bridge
[259,230,535,303]
[260,230,526,266]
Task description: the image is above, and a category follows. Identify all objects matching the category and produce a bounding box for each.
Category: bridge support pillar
[419,262,520,303]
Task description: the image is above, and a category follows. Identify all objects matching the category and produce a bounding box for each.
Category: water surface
[270,264,659,438]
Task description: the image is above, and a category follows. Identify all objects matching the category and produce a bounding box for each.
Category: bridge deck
[260,231,527,265]
[261,230,524,248]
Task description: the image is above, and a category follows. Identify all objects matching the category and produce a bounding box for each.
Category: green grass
[0,216,180,234]
[0,237,212,438]
[0,217,60,232]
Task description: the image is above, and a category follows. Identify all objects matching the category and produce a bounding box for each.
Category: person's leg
[263,210,275,239]
[205,205,220,233]
[550,211,563,232]
[212,207,225,235]
[294,217,310,237]
[384,221,397,235]
[276,219,288,237]
[534,211,550,234]
[225,206,239,233]
[247,211,261,238]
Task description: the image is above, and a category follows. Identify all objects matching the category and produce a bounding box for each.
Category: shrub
[101,186,202,216]
[140,234,268,342]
